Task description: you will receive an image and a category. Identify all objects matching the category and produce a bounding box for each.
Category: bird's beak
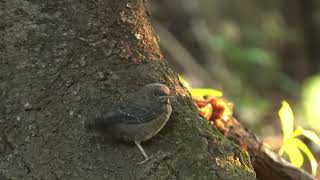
[159,95,173,104]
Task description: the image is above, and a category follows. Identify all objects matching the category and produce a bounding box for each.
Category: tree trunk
[0,0,255,179]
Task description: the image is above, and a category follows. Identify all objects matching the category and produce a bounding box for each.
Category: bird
[86,83,173,164]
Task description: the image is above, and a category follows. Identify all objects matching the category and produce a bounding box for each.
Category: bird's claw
[136,154,153,165]
[137,158,149,165]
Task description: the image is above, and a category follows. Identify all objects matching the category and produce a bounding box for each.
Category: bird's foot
[136,158,149,165]
[136,154,153,165]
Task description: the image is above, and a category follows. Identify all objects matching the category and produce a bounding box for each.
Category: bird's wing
[107,104,158,124]
[88,104,158,133]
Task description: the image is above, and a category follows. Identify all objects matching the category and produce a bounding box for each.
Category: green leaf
[283,142,304,167]
[292,138,318,176]
[291,126,303,138]
[278,100,294,141]
[301,129,320,146]
[292,126,320,146]
[189,88,223,97]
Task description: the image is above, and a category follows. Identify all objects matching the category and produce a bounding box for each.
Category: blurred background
[148,0,320,175]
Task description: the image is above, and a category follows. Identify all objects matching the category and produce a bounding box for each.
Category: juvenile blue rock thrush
[86,83,172,164]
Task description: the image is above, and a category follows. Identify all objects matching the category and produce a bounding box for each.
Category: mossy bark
[0,0,255,179]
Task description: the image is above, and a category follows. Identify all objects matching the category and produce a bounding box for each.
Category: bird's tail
[84,111,113,133]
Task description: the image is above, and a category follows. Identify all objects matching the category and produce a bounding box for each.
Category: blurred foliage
[302,75,320,131]
[211,22,299,94]
[154,0,320,176]
[211,18,320,176]
[205,17,302,131]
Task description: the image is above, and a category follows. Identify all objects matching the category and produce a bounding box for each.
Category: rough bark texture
[0,0,255,179]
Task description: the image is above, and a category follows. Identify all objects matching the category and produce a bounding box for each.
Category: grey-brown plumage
[86,83,172,164]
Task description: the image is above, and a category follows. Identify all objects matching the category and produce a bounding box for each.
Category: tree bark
[0,0,255,179]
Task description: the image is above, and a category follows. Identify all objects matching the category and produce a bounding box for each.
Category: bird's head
[136,83,172,104]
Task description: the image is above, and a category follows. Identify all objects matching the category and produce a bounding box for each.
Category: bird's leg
[135,141,149,164]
